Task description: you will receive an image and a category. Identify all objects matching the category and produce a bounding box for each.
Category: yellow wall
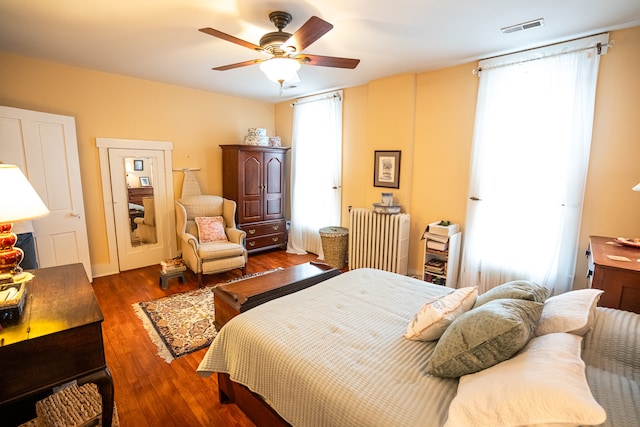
[409,64,477,273]
[0,52,275,273]
[277,26,640,290]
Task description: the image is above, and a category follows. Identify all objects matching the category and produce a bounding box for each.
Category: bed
[197,268,640,427]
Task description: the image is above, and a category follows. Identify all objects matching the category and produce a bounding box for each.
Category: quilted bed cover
[197,268,457,427]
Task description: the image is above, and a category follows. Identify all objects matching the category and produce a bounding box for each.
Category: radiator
[348,208,410,275]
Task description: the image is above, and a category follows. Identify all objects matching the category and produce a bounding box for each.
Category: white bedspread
[198,268,458,427]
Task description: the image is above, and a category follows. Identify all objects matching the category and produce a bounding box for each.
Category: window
[287,91,343,258]
[460,34,609,295]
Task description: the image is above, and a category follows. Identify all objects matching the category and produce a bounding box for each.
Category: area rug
[133,268,283,363]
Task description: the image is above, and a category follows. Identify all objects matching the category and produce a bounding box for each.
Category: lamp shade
[633,182,640,192]
[259,57,301,84]
[0,164,50,223]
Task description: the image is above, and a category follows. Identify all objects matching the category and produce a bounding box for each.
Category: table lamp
[0,164,50,277]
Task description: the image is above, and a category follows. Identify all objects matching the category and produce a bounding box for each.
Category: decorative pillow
[405,287,478,341]
[474,280,549,309]
[426,298,543,378]
[195,216,227,243]
[535,288,604,337]
[444,333,607,427]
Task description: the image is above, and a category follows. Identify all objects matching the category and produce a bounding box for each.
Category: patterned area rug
[133,268,283,363]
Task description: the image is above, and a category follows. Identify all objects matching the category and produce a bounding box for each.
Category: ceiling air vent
[501,18,545,34]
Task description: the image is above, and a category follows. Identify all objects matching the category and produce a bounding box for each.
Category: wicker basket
[319,226,349,269]
[36,383,119,427]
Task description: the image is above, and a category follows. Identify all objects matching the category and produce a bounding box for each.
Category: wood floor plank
[92,249,320,426]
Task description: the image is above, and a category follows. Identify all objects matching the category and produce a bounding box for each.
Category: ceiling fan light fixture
[260,57,301,84]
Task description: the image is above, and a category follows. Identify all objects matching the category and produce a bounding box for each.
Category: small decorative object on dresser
[244,128,269,146]
[268,136,281,147]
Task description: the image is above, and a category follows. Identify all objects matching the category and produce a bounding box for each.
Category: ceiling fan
[199,11,360,87]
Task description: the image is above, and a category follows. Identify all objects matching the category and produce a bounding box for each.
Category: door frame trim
[96,138,177,276]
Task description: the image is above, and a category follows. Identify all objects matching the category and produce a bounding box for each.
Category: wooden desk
[0,263,114,426]
[587,236,640,314]
[213,262,340,329]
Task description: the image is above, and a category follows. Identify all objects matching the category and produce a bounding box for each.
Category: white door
[108,148,172,270]
[0,106,92,279]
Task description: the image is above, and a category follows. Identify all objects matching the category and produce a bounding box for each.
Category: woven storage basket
[36,383,119,427]
[319,226,348,269]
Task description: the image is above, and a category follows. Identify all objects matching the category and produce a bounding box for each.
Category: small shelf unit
[423,231,461,288]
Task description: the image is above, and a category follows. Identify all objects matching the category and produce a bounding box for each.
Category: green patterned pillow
[474,280,549,308]
[426,298,543,378]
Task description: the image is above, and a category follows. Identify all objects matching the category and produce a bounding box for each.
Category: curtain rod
[473,40,614,75]
[291,91,342,107]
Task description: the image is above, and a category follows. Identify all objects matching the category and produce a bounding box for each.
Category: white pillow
[444,333,606,427]
[405,287,477,341]
[535,289,604,337]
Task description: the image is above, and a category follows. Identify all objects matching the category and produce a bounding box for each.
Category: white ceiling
[1,0,639,103]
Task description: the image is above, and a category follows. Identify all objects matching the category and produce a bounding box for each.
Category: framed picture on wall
[374,150,401,188]
[139,176,150,187]
[133,159,143,171]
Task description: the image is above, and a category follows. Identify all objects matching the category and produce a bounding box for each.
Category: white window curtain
[287,91,343,258]
[459,34,609,296]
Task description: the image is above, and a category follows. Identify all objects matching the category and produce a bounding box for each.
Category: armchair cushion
[195,216,228,243]
[198,241,245,259]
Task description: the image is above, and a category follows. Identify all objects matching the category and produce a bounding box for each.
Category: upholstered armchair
[175,195,247,286]
[133,197,157,243]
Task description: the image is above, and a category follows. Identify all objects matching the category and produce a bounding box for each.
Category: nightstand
[587,236,640,314]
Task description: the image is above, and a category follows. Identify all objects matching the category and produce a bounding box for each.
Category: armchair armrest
[181,232,199,250]
[180,232,201,273]
[226,227,246,245]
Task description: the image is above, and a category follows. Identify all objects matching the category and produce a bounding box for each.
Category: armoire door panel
[266,199,283,216]
[241,156,262,197]
[243,200,263,223]
[265,156,283,194]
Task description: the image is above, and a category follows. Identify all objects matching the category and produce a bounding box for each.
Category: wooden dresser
[220,145,290,253]
[587,236,640,314]
[127,186,153,206]
[0,263,114,426]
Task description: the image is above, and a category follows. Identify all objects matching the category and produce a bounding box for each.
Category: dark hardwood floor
[93,249,320,426]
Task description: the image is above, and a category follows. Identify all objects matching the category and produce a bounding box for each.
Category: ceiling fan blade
[283,16,333,52]
[297,54,360,69]
[199,27,263,52]
[213,59,264,71]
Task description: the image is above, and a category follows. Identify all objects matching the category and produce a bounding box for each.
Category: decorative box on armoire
[220,144,290,253]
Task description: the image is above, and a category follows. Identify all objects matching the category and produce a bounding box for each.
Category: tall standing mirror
[125,157,157,246]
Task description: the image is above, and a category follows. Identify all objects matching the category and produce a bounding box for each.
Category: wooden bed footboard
[218,372,290,426]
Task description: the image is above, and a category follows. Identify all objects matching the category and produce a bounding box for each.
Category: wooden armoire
[220,145,290,253]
